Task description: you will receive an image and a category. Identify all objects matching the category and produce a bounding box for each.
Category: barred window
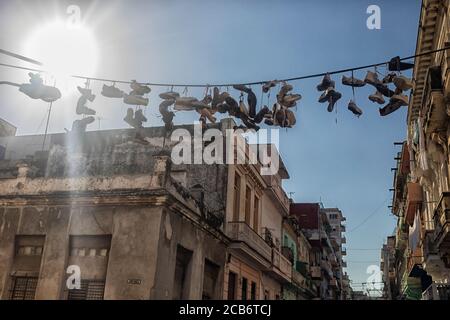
[68,280,105,300]
[9,276,38,300]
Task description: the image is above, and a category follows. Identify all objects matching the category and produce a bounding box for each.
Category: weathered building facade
[0,123,231,300]
[386,0,450,300]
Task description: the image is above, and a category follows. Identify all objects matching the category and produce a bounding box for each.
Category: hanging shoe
[239,100,249,116]
[264,111,275,126]
[342,75,366,87]
[382,72,397,84]
[262,80,278,93]
[374,83,395,98]
[216,102,230,114]
[162,111,175,131]
[212,87,229,107]
[393,75,413,91]
[391,94,409,106]
[123,94,149,106]
[285,109,296,127]
[102,84,124,98]
[327,91,342,112]
[379,100,403,116]
[198,108,216,123]
[368,91,385,104]
[347,100,363,117]
[225,96,239,116]
[279,83,293,96]
[364,71,382,87]
[388,56,414,72]
[192,100,210,110]
[274,106,286,127]
[319,87,336,103]
[19,83,61,102]
[130,80,151,95]
[135,109,148,124]
[174,96,197,111]
[71,116,95,133]
[282,94,302,106]
[124,108,136,127]
[76,96,96,115]
[159,91,180,100]
[241,115,259,131]
[159,99,175,115]
[77,86,96,102]
[317,73,333,91]
[253,106,270,123]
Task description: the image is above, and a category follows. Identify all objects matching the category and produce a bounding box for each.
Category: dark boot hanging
[388,56,414,72]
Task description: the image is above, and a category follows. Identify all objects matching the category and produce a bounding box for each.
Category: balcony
[292,268,307,287]
[227,222,272,268]
[342,260,347,268]
[341,224,346,232]
[433,192,450,250]
[405,182,423,225]
[270,248,292,282]
[341,249,347,256]
[341,236,346,244]
[407,247,423,277]
[310,266,321,279]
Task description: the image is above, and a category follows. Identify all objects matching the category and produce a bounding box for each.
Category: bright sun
[25,20,99,85]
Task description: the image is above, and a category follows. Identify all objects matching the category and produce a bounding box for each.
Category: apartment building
[290,203,348,300]
[386,0,450,300]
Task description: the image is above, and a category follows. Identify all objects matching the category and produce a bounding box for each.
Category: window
[9,235,45,300]
[67,235,111,300]
[202,259,220,300]
[245,186,251,225]
[253,196,259,231]
[9,276,38,300]
[241,277,248,300]
[250,281,257,300]
[68,280,105,300]
[233,174,241,221]
[227,271,237,300]
[173,245,193,300]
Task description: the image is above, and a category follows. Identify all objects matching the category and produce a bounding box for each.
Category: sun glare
[24,20,99,91]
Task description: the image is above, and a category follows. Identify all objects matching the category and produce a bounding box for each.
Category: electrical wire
[346,198,390,233]
[0,46,449,87]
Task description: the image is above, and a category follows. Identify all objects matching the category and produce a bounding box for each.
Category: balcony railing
[433,192,450,248]
[227,222,272,261]
[272,248,292,279]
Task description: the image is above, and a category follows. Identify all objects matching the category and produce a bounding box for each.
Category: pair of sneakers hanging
[341,73,365,117]
[317,74,342,113]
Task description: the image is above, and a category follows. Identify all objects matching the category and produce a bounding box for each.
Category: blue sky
[0,0,421,293]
